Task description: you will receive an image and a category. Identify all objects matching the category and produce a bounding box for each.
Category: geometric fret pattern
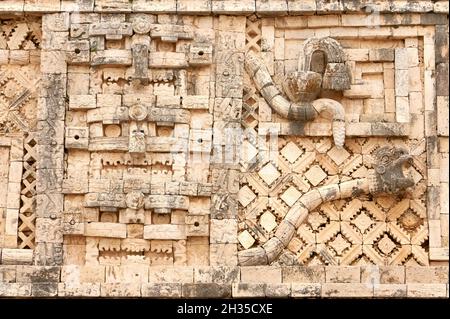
[238,137,429,266]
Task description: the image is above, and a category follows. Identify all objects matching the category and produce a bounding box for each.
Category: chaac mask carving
[60,14,215,267]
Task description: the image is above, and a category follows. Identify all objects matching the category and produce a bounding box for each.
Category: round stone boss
[129,103,148,121]
[132,14,152,34]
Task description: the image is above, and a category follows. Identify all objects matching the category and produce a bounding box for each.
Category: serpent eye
[380,155,389,164]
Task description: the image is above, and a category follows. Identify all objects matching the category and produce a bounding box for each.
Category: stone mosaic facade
[0,0,448,298]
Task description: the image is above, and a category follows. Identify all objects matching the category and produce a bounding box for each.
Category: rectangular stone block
[149,266,193,283]
[380,266,405,284]
[256,0,287,15]
[437,97,449,136]
[286,0,315,13]
[396,96,410,123]
[374,284,407,298]
[58,283,101,297]
[183,283,232,298]
[405,266,449,284]
[0,266,16,283]
[105,266,124,283]
[369,49,394,62]
[435,24,449,63]
[80,265,105,283]
[149,52,187,68]
[407,284,447,298]
[360,265,380,285]
[41,51,67,74]
[85,222,127,238]
[344,83,382,99]
[241,266,282,284]
[345,49,369,61]
[232,283,266,297]
[395,69,409,97]
[210,244,237,266]
[308,15,340,27]
[0,1,25,12]
[291,283,321,298]
[69,95,96,110]
[16,266,60,283]
[210,219,238,244]
[437,63,449,96]
[141,283,182,298]
[143,224,186,240]
[371,122,409,136]
[91,50,132,66]
[429,247,450,261]
[282,266,326,283]
[4,209,19,235]
[61,265,80,284]
[212,0,255,14]
[132,0,176,12]
[265,283,291,297]
[0,283,32,297]
[322,283,373,298]
[177,0,211,14]
[100,283,141,297]
[194,266,240,284]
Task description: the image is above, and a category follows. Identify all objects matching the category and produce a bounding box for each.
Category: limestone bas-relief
[0,5,448,298]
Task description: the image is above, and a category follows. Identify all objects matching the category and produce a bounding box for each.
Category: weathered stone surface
[58,283,101,297]
[183,283,232,298]
[241,266,282,284]
[149,266,193,283]
[0,3,448,300]
[282,266,326,283]
[31,283,58,297]
[325,266,361,283]
[194,266,240,284]
[265,283,291,297]
[380,266,405,284]
[141,283,182,298]
[436,63,449,96]
[210,219,238,244]
[405,266,449,284]
[232,283,266,297]
[16,266,60,283]
[100,283,141,297]
[374,284,407,298]
[407,284,447,298]
[322,283,374,298]
[291,283,321,298]
[0,283,32,297]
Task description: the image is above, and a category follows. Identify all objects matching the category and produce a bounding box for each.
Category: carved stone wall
[58,12,215,269]
[0,0,448,298]
[0,16,41,264]
[237,16,432,266]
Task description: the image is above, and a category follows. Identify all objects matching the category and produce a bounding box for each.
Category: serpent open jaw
[373,146,415,195]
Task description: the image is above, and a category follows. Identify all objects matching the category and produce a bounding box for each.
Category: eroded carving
[60,13,215,267]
